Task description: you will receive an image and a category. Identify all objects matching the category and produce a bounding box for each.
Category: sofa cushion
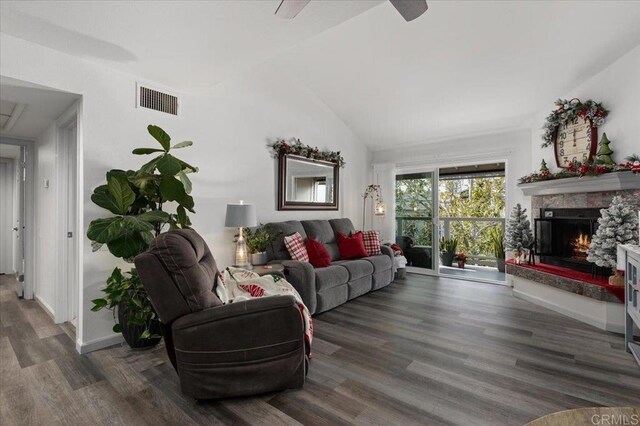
[314,265,349,291]
[333,259,374,281]
[301,220,340,261]
[329,218,356,236]
[337,231,368,260]
[362,254,392,273]
[306,238,331,268]
[265,221,306,261]
[284,232,309,262]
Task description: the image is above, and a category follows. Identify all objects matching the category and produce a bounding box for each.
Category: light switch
[43,179,49,188]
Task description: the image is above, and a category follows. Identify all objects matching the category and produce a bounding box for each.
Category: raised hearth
[506,260,623,303]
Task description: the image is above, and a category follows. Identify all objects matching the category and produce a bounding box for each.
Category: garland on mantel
[518,156,640,184]
[269,138,346,168]
[541,98,608,148]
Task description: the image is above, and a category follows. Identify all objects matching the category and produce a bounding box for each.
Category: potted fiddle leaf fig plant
[88,125,197,349]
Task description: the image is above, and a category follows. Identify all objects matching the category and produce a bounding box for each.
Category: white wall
[372,129,532,216]
[32,124,57,314]
[1,34,370,352]
[531,45,640,172]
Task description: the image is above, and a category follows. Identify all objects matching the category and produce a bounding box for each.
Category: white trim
[76,333,124,354]
[35,294,55,319]
[53,100,81,325]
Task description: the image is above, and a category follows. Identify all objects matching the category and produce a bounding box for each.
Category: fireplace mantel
[518,171,639,196]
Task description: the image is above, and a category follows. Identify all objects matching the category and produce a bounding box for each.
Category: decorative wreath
[541,98,608,148]
[269,138,346,168]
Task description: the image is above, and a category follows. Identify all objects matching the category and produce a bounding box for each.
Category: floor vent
[137,84,179,116]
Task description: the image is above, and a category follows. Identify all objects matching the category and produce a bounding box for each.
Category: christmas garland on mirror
[269,138,346,167]
[541,98,608,148]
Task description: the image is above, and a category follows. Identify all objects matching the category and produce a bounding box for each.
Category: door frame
[395,166,440,277]
[0,136,35,299]
[54,101,82,324]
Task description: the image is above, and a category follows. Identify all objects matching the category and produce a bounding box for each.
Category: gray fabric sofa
[265,218,394,315]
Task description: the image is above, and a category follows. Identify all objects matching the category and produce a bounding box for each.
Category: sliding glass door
[395,171,438,274]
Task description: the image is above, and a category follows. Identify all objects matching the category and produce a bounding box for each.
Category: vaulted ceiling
[2,0,639,148]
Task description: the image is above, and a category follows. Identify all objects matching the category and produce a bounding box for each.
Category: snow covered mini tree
[504,204,534,263]
[587,196,639,275]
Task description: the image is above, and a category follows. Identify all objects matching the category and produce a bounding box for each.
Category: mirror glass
[278,154,339,210]
[286,157,334,203]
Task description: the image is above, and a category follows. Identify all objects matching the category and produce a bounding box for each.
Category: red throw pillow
[306,238,332,268]
[337,231,368,260]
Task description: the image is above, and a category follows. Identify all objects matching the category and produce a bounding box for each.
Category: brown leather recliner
[134,229,306,399]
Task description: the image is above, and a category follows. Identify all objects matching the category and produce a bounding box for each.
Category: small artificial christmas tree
[586,196,639,273]
[595,133,614,165]
[504,204,534,262]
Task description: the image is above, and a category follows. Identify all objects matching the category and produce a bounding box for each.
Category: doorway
[395,162,506,284]
[1,76,81,326]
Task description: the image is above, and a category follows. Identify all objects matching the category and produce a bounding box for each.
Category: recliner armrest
[172,296,304,357]
[275,260,317,315]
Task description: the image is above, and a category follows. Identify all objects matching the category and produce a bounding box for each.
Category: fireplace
[534,208,601,273]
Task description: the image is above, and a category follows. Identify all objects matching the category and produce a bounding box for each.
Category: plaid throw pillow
[284,232,309,262]
[362,230,382,256]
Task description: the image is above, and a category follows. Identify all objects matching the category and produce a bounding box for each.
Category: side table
[252,264,285,278]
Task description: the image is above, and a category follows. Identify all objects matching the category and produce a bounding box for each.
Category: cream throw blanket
[216,267,313,355]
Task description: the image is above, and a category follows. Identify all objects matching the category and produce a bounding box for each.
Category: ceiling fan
[275,0,428,22]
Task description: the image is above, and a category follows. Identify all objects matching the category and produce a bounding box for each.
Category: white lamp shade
[225,203,257,228]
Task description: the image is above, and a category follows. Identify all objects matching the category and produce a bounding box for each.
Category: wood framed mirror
[278,153,339,210]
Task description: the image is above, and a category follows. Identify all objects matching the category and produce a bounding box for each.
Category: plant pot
[457,261,465,269]
[496,258,506,273]
[117,302,162,349]
[251,252,268,266]
[440,252,455,267]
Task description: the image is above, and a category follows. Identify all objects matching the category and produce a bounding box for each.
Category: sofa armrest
[172,296,304,355]
[380,244,394,261]
[274,260,317,315]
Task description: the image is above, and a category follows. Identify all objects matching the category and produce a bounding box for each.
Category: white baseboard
[511,277,625,333]
[76,333,124,354]
[35,295,55,320]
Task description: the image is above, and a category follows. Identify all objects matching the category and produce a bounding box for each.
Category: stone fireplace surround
[509,172,640,333]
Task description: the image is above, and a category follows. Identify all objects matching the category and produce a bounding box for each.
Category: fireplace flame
[572,233,591,257]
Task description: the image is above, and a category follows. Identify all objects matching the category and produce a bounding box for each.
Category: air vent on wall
[137,84,179,116]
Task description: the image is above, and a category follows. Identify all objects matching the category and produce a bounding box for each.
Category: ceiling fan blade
[388,0,428,22]
[275,0,311,19]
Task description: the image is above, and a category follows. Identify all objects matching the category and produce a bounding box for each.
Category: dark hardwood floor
[1,273,639,425]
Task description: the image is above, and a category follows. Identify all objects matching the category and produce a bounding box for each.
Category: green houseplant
[88,125,197,348]
[439,236,458,267]
[239,225,278,266]
[488,227,506,272]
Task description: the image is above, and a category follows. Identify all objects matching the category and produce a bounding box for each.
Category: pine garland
[541,98,608,148]
[269,138,346,168]
[586,196,639,271]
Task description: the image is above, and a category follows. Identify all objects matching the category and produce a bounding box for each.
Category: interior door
[0,158,15,275]
[395,170,439,274]
[14,147,26,297]
[66,125,78,322]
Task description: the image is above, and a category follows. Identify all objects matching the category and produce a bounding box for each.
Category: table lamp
[225,200,257,267]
